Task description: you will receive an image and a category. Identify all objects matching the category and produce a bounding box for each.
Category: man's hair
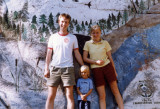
[79,65,90,77]
[90,25,101,34]
[58,13,71,23]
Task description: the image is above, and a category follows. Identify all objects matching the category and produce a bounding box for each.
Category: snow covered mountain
[0,0,158,41]
[4,0,131,22]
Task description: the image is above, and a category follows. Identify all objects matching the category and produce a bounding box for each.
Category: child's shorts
[92,62,117,87]
[46,66,76,87]
[78,100,90,109]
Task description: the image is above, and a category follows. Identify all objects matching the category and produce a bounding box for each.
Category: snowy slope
[4,0,132,22]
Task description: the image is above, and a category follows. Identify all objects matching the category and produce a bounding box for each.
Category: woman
[83,25,124,109]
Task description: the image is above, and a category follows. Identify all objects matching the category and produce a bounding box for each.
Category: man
[44,13,84,109]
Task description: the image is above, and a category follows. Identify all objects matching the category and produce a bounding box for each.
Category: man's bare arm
[74,49,84,66]
[44,49,53,78]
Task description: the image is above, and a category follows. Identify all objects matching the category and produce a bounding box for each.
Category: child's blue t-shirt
[77,78,93,101]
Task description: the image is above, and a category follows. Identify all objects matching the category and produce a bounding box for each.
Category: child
[77,65,93,109]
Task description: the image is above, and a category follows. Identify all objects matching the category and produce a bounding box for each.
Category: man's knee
[47,86,57,100]
[66,92,74,100]
[65,86,74,99]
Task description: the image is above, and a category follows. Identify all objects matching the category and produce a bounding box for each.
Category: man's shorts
[92,62,117,87]
[46,66,76,87]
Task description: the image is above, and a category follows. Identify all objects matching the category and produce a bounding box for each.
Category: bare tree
[130,0,138,17]
[147,0,151,9]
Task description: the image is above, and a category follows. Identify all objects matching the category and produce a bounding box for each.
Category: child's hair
[90,25,101,34]
[58,13,71,23]
[79,65,90,77]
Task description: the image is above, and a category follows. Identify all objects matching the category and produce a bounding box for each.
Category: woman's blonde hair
[79,65,90,77]
[90,25,101,34]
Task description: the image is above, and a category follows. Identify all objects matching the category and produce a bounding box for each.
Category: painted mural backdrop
[0,0,160,109]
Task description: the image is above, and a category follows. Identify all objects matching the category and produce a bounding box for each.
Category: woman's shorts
[46,67,76,87]
[92,63,117,87]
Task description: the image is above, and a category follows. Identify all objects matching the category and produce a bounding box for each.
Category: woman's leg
[96,85,106,109]
[109,81,124,109]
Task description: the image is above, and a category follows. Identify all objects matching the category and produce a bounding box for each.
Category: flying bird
[85,1,91,8]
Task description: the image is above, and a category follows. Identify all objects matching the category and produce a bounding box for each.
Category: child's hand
[95,60,104,65]
[80,94,87,101]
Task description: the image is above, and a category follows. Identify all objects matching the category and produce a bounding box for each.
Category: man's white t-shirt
[48,32,78,68]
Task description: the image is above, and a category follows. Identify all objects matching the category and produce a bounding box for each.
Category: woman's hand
[95,60,104,65]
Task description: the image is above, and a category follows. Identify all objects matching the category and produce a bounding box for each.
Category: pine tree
[31,23,36,29]
[99,19,107,35]
[89,19,92,25]
[69,21,74,33]
[3,10,9,28]
[31,23,37,34]
[48,13,55,30]
[13,11,19,20]
[135,0,139,7]
[76,24,81,33]
[13,23,16,30]
[40,36,46,42]
[39,14,47,25]
[72,19,75,23]
[117,11,122,28]
[15,2,29,41]
[108,14,111,21]
[85,21,88,25]
[107,18,111,30]
[75,19,78,25]
[38,27,42,35]
[123,9,128,24]
[31,15,37,24]
[81,21,85,28]
[111,13,116,27]
[21,1,29,22]
[139,0,145,14]
[81,21,85,33]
